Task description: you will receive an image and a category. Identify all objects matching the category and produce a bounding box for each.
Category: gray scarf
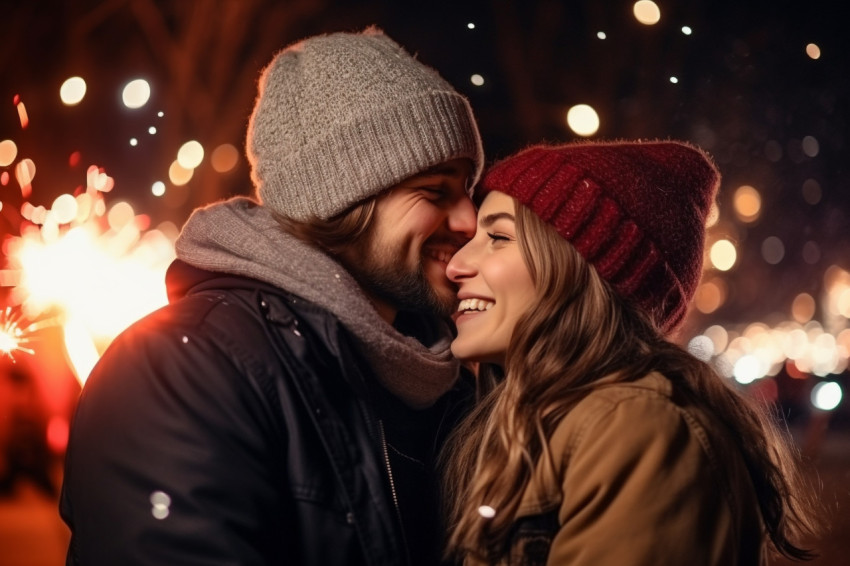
[175,196,459,408]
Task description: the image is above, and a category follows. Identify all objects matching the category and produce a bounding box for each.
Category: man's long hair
[273,198,377,252]
[441,198,821,563]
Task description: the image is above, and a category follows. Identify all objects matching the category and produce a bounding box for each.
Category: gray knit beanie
[247,27,485,221]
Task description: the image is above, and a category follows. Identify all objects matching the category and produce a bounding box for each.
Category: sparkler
[2,97,176,383]
[0,305,33,358]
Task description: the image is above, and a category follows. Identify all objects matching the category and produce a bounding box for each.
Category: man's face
[342,158,476,321]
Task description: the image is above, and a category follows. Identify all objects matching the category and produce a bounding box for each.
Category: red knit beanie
[479,140,720,334]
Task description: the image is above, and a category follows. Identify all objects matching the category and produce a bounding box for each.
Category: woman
[442,141,820,565]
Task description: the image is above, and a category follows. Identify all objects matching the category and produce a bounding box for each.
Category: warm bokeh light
[168,160,194,186]
[733,185,761,222]
[694,279,726,314]
[0,139,17,166]
[806,43,822,60]
[633,0,661,25]
[16,97,29,128]
[151,181,166,196]
[566,104,599,136]
[792,293,816,323]
[470,74,485,86]
[15,157,36,197]
[122,79,151,109]
[709,239,737,271]
[177,140,204,170]
[703,325,729,354]
[60,76,87,105]
[681,26,693,35]
[51,194,78,224]
[211,144,239,173]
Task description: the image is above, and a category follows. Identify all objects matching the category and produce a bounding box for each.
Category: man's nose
[446,197,476,238]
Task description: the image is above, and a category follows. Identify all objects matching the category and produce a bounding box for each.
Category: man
[60,27,483,566]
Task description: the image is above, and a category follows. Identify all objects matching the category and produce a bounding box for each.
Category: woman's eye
[487,232,511,242]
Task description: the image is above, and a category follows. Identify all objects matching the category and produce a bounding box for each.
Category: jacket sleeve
[60,306,288,566]
[546,392,740,566]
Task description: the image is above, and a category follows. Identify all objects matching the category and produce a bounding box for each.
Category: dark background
[0,1,848,564]
[1,0,848,328]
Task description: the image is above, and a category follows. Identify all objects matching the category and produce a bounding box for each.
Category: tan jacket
[472,372,764,566]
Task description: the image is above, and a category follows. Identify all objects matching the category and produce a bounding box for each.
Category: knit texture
[480,140,720,333]
[247,27,484,221]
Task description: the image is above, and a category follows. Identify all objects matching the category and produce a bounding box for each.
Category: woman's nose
[446,242,476,282]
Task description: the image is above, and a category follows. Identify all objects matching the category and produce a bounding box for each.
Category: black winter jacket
[60,261,469,566]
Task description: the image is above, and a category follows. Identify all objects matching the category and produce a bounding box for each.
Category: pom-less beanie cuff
[257,91,482,221]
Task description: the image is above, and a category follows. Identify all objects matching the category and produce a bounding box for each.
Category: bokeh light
[566,104,599,136]
[0,139,17,166]
[60,77,87,106]
[211,144,239,173]
[709,239,737,271]
[176,140,204,170]
[761,236,785,265]
[122,79,151,109]
[733,185,761,222]
[792,293,816,324]
[811,381,842,411]
[806,43,822,59]
[168,160,194,186]
[802,179,821,204]
[694,278,726,314]
[633,1,661,25]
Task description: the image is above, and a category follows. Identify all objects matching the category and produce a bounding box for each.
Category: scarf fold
[175,196,459,408]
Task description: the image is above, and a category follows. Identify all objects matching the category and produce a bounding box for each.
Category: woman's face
[446,191,537,366]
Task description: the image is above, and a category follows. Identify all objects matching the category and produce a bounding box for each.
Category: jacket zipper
[378,419,412,566]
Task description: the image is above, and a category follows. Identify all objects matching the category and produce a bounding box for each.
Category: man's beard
[344,240,455,319]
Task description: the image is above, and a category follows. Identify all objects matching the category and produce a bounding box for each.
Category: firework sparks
[2,180,177,382]
[0,306,36,359]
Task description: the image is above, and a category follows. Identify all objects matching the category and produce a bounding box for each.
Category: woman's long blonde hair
[441,198,820,563]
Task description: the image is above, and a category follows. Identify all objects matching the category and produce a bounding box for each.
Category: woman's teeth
[457,298,495,312]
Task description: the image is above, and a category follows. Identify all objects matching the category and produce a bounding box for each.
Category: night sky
[1,0,848,331]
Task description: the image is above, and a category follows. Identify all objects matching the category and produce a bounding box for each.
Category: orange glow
[211,143,239,173]
[791,293,816,323]
[15,157,35,198]
[16,99,29,128]
[0,139,17,166]
[733,185,761,222]
[47,415,70,453]
[168,160,194,185]
[785,359,807,379]
[694,279,726,314]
